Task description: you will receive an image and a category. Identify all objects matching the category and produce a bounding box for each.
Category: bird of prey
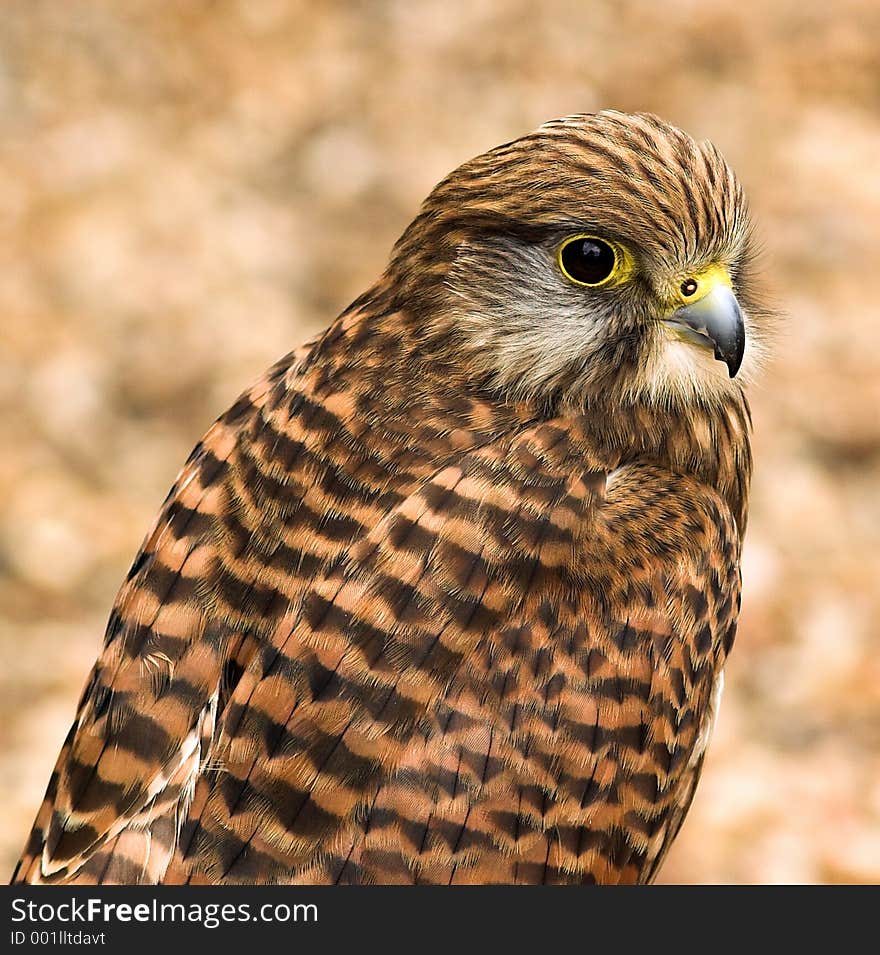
[13,111,768,885]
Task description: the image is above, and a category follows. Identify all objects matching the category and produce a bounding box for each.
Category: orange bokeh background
[1,0,878,882]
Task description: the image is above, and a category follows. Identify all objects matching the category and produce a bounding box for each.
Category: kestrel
[13,111,768,885]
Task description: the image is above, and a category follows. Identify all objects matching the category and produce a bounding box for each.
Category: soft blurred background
[1,0,878,884]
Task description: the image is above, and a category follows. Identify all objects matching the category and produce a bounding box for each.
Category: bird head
[387,111,770,409]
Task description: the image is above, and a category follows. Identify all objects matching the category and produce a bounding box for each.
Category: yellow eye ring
[557,234,631,288]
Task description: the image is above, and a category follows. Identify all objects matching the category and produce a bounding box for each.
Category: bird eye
[558,235,619,287]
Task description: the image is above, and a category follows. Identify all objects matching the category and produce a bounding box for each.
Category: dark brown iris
[560,237,616,286]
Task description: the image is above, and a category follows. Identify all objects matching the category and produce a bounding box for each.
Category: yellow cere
[676,263,733,306]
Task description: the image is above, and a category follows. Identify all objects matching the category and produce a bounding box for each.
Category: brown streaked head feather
[386,110,770,406]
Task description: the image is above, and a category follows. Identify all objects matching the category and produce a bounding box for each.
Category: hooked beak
[664,273,746,378]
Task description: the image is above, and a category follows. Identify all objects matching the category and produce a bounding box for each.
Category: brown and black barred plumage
[13,111,771,885]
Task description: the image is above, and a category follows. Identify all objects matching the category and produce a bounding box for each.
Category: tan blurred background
[1,0,878,884]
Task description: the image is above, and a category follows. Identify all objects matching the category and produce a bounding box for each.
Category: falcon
[13,111,768,885]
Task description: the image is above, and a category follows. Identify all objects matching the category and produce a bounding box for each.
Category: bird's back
[14,299,746,885]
